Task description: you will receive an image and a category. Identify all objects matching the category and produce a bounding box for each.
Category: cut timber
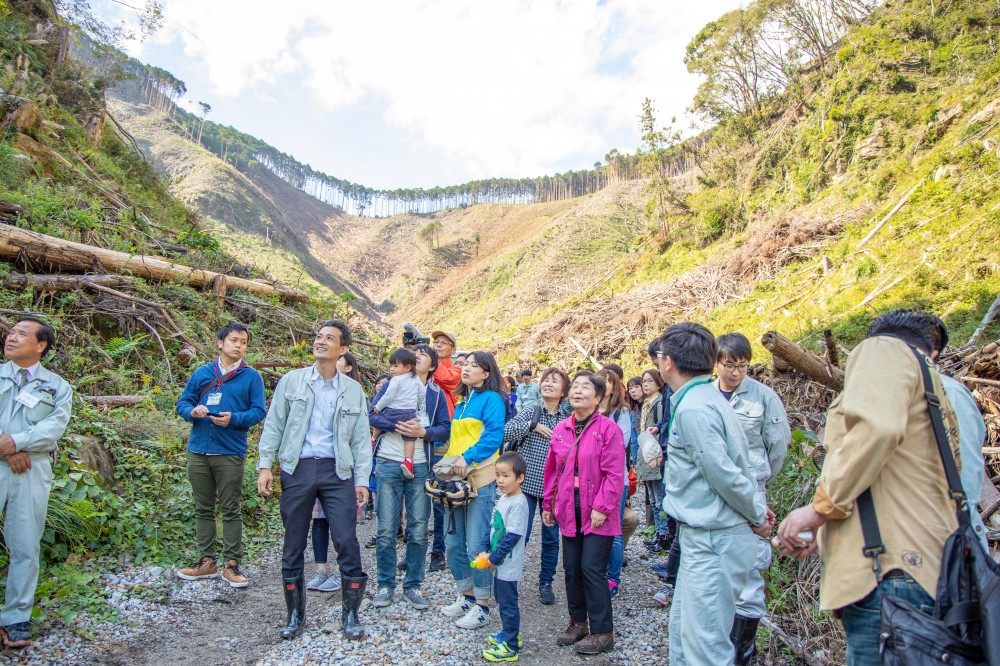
[0,225,309,303]
[967,295,1000,347]
[762,331,845,391]
[81,395,148,408]
[857,178,925,249]
[567,336,603,369]
[5,273,134,291]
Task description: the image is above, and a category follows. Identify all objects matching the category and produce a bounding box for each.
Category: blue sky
[98,0,744,190]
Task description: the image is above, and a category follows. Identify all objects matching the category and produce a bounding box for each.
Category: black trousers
[562,532,614,634]
[665,532,681,584]
[279,458,363,580]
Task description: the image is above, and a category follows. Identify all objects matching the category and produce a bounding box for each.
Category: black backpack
[504,405,543,454]
[857,344,1000,665]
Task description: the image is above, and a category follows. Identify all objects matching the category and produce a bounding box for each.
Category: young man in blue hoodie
[176,322,266,588]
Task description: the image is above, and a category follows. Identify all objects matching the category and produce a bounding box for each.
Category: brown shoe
[574,631,614,655]
[177,556,218,581]
[222,560,249,588]
[556,619,589,646]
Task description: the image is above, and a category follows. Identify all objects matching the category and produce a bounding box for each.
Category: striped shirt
[502,403,570,498]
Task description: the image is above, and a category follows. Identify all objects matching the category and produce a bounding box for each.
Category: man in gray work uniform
[714,332,791,664]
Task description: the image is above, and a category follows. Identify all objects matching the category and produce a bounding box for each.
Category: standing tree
[197,101,211,145]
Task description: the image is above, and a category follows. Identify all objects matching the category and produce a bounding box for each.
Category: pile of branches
[940,339,1000,474]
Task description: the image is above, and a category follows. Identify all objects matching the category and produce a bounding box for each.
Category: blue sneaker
[483,641,519,662]
[488,630,522,648]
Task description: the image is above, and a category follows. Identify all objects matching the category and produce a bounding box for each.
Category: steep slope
[107,100,384,324]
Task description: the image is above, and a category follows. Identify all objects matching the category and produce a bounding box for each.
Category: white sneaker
[455,603,488,629]
[440,594,473,618]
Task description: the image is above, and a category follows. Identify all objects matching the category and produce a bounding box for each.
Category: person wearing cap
[431,331,461,417]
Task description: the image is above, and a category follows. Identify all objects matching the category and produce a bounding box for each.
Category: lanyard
[666,379,713,436]
[212,359,242,391]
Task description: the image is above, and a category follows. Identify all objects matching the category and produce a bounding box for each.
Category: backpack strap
[528,404,542,432]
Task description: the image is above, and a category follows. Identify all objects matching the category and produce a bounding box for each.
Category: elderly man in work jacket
[0,318,72,650]
[257,319,372,641]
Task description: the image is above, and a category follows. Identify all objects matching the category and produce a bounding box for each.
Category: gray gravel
[0,494,675,665]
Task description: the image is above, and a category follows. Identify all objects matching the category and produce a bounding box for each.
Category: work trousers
[668,523,756,665]
[279,458,363,580]
[187,451,245,563]
[562,531,614,634]
[0,456,51,625]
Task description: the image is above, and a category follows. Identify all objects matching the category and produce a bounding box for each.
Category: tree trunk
[761,331,845,391]
[5,273,135,291]
[0,225,310,302]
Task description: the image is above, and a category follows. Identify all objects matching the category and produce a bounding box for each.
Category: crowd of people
[0,309,991,666]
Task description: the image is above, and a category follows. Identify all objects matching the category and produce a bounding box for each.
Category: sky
[96,0,745,191]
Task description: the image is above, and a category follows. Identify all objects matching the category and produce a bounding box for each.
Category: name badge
[206,392,223,406]
[16,389,40,409]
[418,411,430,427]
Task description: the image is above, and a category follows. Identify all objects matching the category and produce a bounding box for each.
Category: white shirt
[218,358,242,376]
[300,366,339,459]
[13,361,40,386]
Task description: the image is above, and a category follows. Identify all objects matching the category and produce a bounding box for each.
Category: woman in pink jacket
[542,373,625,655]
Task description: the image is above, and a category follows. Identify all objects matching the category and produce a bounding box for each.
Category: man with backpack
[774,310,964,665]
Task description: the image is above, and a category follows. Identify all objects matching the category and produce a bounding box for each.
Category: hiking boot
[653,583,675,607]
[440,594,473,618]
[222,560,249,588]
[341,574,368,640]
[402,588,429,610]
[401,459,414,479]
[555,619,589,646]
[455,603,489,629]
[306,570,330,591]
[280,577,306,639]
[317,572,342,593]
[177,556,218,581]
[538,581,555,605]
[364,536,376,548]
[489,630,522,648]
[0,621,32,649]
[428,552,447,572]
[372,587,394,607]
[731,614,761,665]
[574,632,614,655]
[482,641,519,662]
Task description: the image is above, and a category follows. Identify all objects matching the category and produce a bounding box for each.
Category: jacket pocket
[25,398,56,425]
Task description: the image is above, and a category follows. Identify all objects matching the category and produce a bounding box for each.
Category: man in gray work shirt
[714,332,791,664]
[656,323,773,666]
[257,319,372,642]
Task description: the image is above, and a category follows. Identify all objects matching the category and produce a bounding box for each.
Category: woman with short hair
[502,367,571,606]
[542,374,624,655]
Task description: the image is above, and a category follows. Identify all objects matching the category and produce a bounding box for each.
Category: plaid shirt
[502,404,570,498]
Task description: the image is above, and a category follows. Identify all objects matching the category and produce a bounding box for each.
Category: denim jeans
[494,578,520,651]
[606,488,629,584]
[840,571,934,666]
[312,516,330,564]
[375,457,430,590]
[445,481,496,599]
[645,480,669,535]
[523,491,559,584]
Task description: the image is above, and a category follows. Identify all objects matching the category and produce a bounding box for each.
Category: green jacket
[257,366,372,486]
[0,361,72,457]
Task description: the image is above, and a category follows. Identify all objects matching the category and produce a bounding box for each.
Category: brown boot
[222,560,249,588]
[574,631,614,655]
[177,556,218,580]
[556,618,589,646]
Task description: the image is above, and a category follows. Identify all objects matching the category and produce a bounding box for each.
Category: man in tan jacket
[774,309,961,665]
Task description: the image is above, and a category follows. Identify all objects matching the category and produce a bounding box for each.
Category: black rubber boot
[730,614,760,665]
[341,574,369,641]
[280,577,306,639]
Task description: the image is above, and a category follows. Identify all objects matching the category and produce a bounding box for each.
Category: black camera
[402,331,430,346]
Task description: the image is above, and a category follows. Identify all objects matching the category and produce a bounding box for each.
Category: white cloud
[119,0,743,180]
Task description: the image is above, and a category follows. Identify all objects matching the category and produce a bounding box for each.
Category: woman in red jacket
[542,373,625,655]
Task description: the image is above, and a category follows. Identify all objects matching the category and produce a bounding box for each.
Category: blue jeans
[646,480,669,535]
[375,458,430,590]
[524,492,560,584]
[311,517,330,564]
[494,578,520,651]
[839,570,934,666]
[606,488,629,584]
[431,453,445,554]
[445,481,496,600]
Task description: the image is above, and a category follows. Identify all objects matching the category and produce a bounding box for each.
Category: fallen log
[81,395,148,408]
[967,294,1000,347]
[760,617,826,666]
[762,331,845,391]
[0,225,309,303]
[5,273,135,291]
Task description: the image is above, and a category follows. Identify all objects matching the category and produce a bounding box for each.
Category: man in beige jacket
[774,309,962,665]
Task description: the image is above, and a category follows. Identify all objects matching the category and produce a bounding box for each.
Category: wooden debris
[0,224,309,303]
[81,395,148,408]
[761,617,827,666]
[5,273,134,291]
[967,295,1000,347]
[857,178,925,248]
[762,331,845,391]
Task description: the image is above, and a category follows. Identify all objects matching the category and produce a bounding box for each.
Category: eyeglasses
[720,363,749,372]
[641,378,656,385]
[655,352,665,359]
